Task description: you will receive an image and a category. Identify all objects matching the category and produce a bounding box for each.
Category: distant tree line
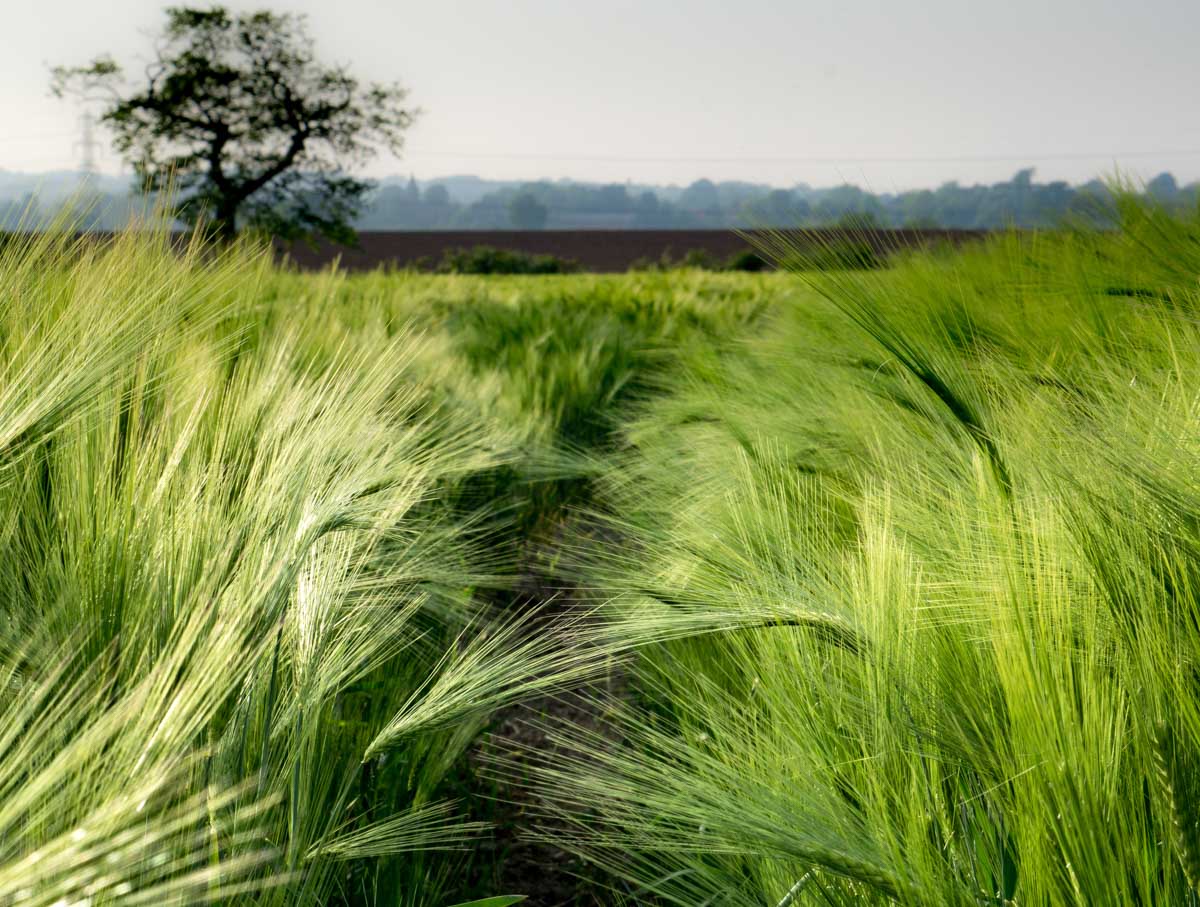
[355,169,1199,231]
[3,169,1196,234]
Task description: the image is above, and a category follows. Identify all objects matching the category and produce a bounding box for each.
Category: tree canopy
[52,5,418,244]
[508,191,549,230]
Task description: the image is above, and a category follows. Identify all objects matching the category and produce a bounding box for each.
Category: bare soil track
[452,542,637,906]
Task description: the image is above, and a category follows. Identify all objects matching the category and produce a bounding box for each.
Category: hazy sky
[3,0,1199,190]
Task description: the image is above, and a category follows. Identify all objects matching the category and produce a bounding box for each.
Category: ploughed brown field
[275,227,988,272]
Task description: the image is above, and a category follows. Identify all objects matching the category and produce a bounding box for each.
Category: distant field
[5,201,1200,905]
[2,227,990,273]
[275,226,988,272]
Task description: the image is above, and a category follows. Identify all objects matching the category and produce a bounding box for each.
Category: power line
[4,130,1199,166]
[400,148,1200,165]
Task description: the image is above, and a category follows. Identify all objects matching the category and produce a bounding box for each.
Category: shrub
[629,248,770,273]
[723,249,770,271]
[437,245,578,275]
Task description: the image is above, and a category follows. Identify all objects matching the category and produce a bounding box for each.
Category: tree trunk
[214,204,239,243]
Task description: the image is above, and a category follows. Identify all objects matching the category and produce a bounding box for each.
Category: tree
[813,185,883,226]
[1147,172,1179,202]
[748,188,810,227]
[508,191,548,230]
[423,185,451,207]
[679,179,720,212]
[52,6,418,244]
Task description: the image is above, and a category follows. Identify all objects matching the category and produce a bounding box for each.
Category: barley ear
[1152,719,1200,892]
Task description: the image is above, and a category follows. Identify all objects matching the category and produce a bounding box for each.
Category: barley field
[5,197,1200,906]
